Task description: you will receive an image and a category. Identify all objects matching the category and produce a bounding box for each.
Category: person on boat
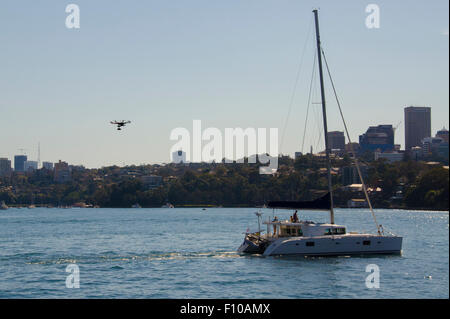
[293,210,299,223]
[272,216,278,236]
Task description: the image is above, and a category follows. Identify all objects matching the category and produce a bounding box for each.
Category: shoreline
[4,204,449,212]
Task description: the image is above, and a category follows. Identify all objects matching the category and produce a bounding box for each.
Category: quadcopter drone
[110,120,131,131]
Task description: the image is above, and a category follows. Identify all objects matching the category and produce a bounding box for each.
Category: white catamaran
[238,10,403,257]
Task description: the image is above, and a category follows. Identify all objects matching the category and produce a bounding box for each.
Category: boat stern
[237,234,267,254]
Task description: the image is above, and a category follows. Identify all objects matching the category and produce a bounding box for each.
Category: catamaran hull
[237,239,262,254]
[262,235,402,256]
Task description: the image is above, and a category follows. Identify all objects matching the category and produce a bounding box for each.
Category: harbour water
[0,207,448,298]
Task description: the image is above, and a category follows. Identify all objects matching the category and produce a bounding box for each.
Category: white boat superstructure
[238,219,402,256]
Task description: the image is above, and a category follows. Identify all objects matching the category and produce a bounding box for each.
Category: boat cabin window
[324,228,346,235]
[280,225,303,237]
[363,240,371,246]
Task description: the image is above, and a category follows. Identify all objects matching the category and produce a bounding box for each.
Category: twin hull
[239,234,402,257]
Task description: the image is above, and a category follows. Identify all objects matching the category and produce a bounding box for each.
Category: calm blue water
[0,207,448,298]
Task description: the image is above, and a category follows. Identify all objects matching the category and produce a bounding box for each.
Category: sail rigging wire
[320,48,382,235]
[311,78,324,154]
[314,104,324,153]
[305,61,324,154]
[280,15,314,154]
[301,50,317,154]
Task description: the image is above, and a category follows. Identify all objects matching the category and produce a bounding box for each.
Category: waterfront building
[405,106,431,150]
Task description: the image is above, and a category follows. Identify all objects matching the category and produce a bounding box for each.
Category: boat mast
[313,9,335,224]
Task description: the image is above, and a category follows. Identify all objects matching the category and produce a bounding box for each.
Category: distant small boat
[0,201,8,210]
[132,203,142,208]
[27,205,36,209]
[162,203,174,208]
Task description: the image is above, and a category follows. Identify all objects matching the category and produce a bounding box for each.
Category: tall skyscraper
[327,131,345,151]
[14,155,27,172]
[405,106,431,150]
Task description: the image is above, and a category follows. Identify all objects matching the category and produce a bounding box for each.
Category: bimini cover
[267,193,331,210]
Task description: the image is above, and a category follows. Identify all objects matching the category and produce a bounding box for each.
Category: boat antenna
[313,9,335,224]
[320,48,382,235]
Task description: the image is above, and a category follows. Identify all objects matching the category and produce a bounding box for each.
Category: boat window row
[280,226,303,237]
[324,228,346,235]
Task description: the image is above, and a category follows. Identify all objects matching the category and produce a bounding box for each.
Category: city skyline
[1,114,447,170]
[0,1,448,168]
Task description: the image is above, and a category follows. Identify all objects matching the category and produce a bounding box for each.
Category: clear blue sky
[0,0,448,168]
